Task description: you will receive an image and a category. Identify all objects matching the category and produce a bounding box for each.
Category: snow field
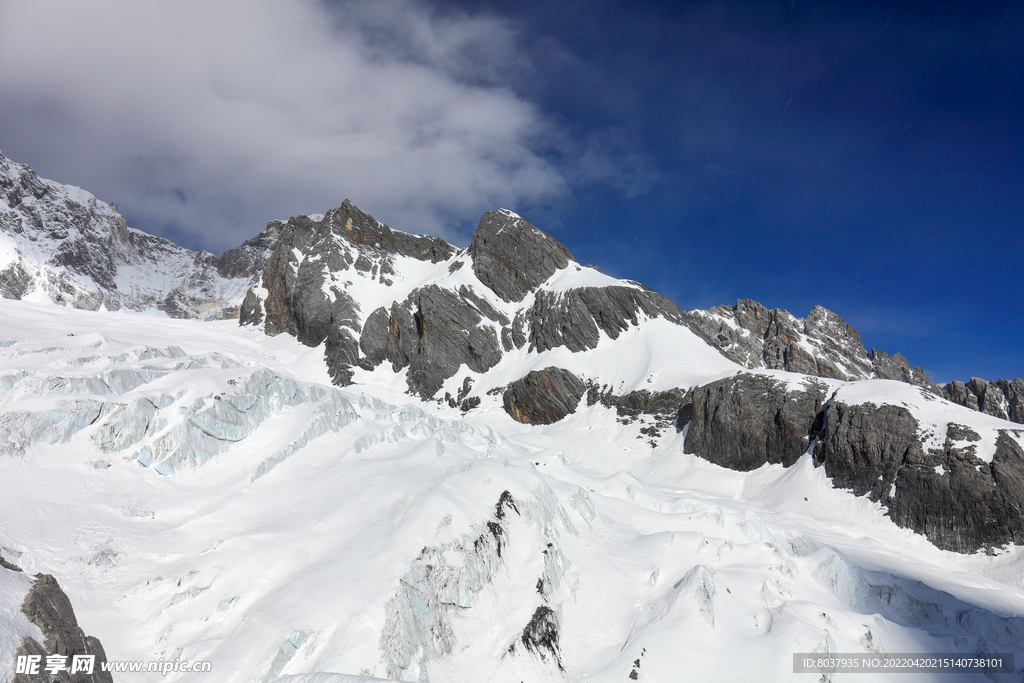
[1,299,1024,682]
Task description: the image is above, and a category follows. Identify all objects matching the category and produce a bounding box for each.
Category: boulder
[503,368,586,425]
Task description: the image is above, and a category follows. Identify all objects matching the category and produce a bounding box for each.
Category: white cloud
[0,0,565,251]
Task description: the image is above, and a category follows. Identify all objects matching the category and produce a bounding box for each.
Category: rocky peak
[0,151,49,206]
[244,203,689,398]
[469,209,574,302]
[325,199,455,263]
[0,151,261,319]
[944,377,1024,424]
[684,299,937,391]
[217,221,284,279]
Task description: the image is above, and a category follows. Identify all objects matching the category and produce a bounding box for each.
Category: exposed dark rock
[457,284,510,326]
[682,374,1024,551]
[359,285,502,397]
[255,201,458,387]
[12,636,48,683]
[503,368,586,425]
[1,551,22,572]
[217,221,283,278]
[815,403,1024,553]
[943,378,1024,424]
[815,402,921,502]
[14,573,113,683]
[0,260,31,299]
[683,300,937,391]
[469,210,573,303]
[511,312,527,349]
[529,286,685,353]
[519,605,563,669]
[596,387,688,422]
[869,348,937,391]
[683,374,826,470]
[239,288,264,326]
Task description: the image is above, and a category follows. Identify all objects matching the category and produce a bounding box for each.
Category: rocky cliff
[1,555,113,683]
[683,299,936,387]
[685,299,1024,426]
[243,204,686,399]
[680,374,1024,552]
[0,151,269,319]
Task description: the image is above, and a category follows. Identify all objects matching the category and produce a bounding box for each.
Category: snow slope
[2,298,1023,682]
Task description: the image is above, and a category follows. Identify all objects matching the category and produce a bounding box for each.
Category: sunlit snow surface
[2,299,1024,683]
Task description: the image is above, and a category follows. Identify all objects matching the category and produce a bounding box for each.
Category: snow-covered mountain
[0,151,273,320]
[2,154,1024,682]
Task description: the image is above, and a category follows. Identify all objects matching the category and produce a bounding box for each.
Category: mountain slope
[2,298,1023,683]
[237,199,1024,553]
[0,151,270,319]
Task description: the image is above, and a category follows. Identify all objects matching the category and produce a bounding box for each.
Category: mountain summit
[0,151,272,319]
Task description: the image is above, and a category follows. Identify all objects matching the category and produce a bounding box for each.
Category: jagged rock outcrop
[469,209,573,303]
[503,368,586,424]
[250,200,456,386]
[360,285,504,397]
[216,221,283,279]
[943,378,1024,424]
[247,203,698,399]
[529,286,686,353]
[684,300,935,389]
[13,573,113,683]
[683,374,826,470]
[687,299,1024,426]
[587,386,689,423]
[679,373,1024,552]
[0,151,261,319]
[816,404,1024,553]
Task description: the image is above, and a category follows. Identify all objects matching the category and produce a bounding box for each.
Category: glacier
[1,298,1024,682]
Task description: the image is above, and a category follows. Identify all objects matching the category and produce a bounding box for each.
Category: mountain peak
[469,209,575,303]
[0,151,262,319]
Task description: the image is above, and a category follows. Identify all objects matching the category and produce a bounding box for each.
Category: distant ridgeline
[2,149,1023,553]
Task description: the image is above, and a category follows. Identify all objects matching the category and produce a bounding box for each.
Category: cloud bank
[0,0,564,251]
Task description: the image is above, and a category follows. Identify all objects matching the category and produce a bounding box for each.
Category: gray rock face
[683,374,826,470]
[249,202,696,400]
[359,285,503,397]
[529,286,686,353]
[684,300,935,389]
[815,402,923,503]
[869,348,936,390]
[943,378,1024,424]
[253,200,457,388]
[14,573,113,683]
[679,374,1024,552]
[0,151,259,320]
[688,299,1024,427]
[588,386,688,423]
[469,210,573,303]
[216,221,283,279]
[816,403,1024,553]
[503,368,586,425]
[0,260,31,299]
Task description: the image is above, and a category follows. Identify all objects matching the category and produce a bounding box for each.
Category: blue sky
[1,0,1020,383]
